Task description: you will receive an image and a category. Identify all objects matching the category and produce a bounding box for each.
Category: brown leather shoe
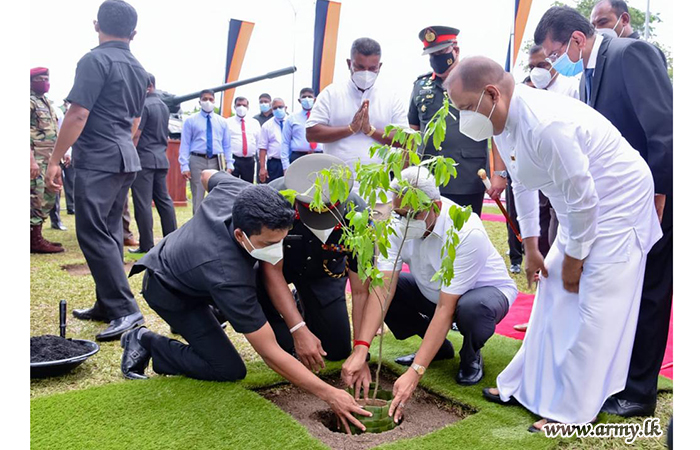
[31,225,64,254]
[123,236,140,247]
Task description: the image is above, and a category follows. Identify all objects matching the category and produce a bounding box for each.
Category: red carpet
[495,293,673,380]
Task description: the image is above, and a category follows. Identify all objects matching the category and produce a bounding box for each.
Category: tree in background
[519,0,672,81]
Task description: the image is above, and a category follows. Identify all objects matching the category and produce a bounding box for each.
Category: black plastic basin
[30,339,100,379]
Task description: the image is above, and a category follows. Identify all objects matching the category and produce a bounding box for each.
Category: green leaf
[279,189,297,206]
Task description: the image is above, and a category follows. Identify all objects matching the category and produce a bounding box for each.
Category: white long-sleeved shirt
[494,84,661,261]
[258,117,285,160]
[226,115,261,159]
[377,198,518,305]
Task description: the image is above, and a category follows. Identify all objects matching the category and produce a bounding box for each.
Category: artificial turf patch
[29,330,673,449]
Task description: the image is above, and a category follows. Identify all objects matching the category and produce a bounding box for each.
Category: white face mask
[200,100,214,113]
[596,15,623,38]
[530,67,553,89]
[235,105,248,117]
[351,70,378,90]
[459,90,496,142]
[304,224,335,244]
[241,232,284,265]
[395,216,429,240]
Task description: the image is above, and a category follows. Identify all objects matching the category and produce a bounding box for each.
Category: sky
[30,0,672,115]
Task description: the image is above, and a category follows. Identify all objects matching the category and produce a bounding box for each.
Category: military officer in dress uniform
[259,154,371,373]
[408,26,508,216]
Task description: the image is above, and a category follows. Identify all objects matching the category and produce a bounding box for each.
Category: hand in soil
[341,349,371,395]
[389,369,421,423]
[293,327,327,372]
[326,388,372,435]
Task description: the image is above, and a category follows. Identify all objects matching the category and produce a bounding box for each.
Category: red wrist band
[353,340,370,349]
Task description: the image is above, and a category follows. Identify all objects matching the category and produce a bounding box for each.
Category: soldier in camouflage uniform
[30,67,64,253]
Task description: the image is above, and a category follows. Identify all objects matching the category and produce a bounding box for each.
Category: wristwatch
[494,170,508,179]
[410,362,426,376]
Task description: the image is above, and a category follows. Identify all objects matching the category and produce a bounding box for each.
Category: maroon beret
[30,67,49,78]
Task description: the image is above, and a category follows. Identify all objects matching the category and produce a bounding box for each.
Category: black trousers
[442,192,484,217]
[290,150,314,165]
[131,168,178,251]
[233,156,255,183]
[256,271,351,361]
[266,158,284,183]
[74,168,140,319]
[538,191,558,258]
[619,194,673,404]
[383,273,509,367]
[49,161,76,223]
[505,177,522,266]
[140,271,247,381]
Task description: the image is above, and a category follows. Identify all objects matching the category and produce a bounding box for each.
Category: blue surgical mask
[552,37,584,77]
[301,97,315,110]
[273,108,286,120]
[260,102,271,113]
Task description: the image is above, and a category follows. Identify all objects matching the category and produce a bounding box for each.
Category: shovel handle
[59,299,67,338]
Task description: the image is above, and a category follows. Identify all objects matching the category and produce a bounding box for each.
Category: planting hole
[258,369,471,450]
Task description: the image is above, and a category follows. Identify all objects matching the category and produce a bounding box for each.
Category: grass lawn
[30,198,673,449]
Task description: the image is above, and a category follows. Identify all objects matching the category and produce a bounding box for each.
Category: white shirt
[547,73,580,99]
[54,106,72,157]
[258,117,285,159]
[586,34,604,72]
[226,115,261,158]
[494,84,661,261]
[306,79,409,172]
[377,198,518,305]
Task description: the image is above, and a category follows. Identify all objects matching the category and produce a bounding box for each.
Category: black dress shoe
[456,351,484,385]
[128,247,150,254]
[395,340,454,366]
[121,326,151,380]
[72,307,109,323]
[482,387,520,406]
[96,312,145,341]
[51,222,67,231]
[67,209,75,215]
[600,396,656,418]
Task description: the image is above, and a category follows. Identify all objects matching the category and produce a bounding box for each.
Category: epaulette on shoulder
[415,72,433,81]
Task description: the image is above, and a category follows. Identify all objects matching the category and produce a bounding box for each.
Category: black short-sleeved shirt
[408,73,489,195]
[67,41,149,173]
[136,93,170,170]
[132,172,266,334]
[268,178,366,281]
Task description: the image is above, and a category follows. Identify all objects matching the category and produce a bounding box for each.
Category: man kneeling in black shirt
[124,171,371,433]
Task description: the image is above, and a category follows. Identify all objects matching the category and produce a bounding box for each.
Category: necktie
[206,114,213,158]
[307,111,317,150]
[585,68,595,105]
[241,117,248,157]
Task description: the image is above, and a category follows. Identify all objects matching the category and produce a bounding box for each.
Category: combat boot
[37,222,64,248]
[31,224,64,254]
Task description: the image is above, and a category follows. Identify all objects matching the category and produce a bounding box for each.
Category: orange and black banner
[222,19,255,118]
[312,0,341,94]
[505,0,533,72]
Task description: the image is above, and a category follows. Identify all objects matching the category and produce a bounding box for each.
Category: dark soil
[258,371,471,450]
[30,335,93,363]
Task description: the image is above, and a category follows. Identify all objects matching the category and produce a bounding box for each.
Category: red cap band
[423,34,457,48]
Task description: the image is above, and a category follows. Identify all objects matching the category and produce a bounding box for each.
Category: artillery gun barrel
[165,66,297,108]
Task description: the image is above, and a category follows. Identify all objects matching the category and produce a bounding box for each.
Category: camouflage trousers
[30,150,57,226]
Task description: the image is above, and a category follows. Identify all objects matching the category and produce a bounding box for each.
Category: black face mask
[430,51,456,75]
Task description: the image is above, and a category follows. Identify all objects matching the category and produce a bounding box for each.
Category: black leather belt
[191,153,218,159]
